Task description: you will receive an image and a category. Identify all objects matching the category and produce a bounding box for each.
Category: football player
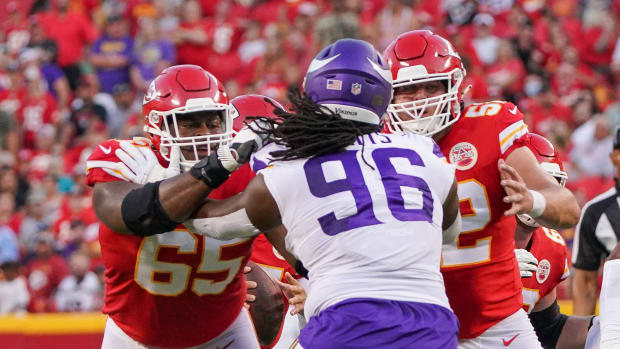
[514,133,594,349]
[201,38,462,348]
[94,92,305,349]
[86,65,266,349]
[382,30,581,348]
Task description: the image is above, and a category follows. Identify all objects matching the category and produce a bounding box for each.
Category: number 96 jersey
[253,132,456,320]
[86,139,254,348]
[437,101,529,339]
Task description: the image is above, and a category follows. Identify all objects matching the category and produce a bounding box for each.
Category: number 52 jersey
[438,101,529,339]
[253,132,456,320]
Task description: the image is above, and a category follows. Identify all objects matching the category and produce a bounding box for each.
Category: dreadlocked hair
[246,87,381,162]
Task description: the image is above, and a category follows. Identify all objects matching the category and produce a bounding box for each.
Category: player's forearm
[573,270,599,315]
[159,173,213,222]
[556,316,592,349]
[536,187,581,229]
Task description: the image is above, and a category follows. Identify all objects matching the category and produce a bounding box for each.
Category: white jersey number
[134,230,249,296]
[441,179,492,267]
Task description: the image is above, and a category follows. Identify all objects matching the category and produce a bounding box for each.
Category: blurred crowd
[0,0,617,314]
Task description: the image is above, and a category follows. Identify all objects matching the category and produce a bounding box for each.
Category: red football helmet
[525,133,567,187]
[518,133,568,227]
[229,94,284,134]
[142,65,232,169]
[382,30,466,136]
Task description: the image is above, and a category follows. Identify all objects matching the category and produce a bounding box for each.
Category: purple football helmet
[303,39,393,126]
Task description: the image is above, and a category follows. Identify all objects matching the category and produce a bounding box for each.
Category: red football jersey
[521,227,569,313]
[439,101,528,339]
[86,139,254,348]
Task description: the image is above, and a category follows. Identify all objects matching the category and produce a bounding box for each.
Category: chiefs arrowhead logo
[449,142,478,171]
[536,259,551,284]
[143,80,160,104]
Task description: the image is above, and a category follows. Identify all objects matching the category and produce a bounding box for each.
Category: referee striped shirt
[572,181,620,270]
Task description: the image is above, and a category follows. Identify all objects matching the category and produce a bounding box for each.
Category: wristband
[527,190,546,218]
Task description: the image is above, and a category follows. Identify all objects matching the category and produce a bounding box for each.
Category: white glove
[113,140,181,184]
[230,120,272,164]
[515,248,539,278]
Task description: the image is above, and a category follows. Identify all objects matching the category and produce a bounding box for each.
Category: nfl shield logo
[351,83,362,95]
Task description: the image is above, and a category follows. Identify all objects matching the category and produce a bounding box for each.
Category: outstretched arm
[92,127,266,236]
[93,171,214,235]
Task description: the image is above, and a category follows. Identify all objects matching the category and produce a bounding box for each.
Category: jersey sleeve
[572,204,606,270]
[85,139,125,186]
[494,102,529,159]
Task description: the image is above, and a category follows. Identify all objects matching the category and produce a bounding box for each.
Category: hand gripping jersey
[253,132,456,320]
[438,101,529,338]
[521,227,570,313]
[86,139,254,348]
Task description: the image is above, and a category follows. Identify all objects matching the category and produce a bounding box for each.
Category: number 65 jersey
[438,101,529,339]
[252,132,456,320]
[86,139,255,348]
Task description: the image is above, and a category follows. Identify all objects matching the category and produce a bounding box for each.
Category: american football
[245,260,287,347]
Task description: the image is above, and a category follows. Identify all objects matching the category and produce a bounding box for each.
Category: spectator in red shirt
[171,0,210,69]
[16,64,58,150]
[37,0,98,90]
[204,1,244,83]
[578,11,616,70]
[2,1,30,57]
[518,75,574,133]
[374,0,420,51]
[253,33,299,90]
[25,232,70,312]
[0,62,25,117]
[486,39,526,101]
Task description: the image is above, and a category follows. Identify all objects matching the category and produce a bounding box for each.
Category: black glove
[189,121,270,188]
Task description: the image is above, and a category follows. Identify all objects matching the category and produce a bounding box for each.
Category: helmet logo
[149,113,160,125]
[307,53,341,73]
[326,79,342,91]
[143,80,160,104]
[351,82,362,95]
[449,142,478,171]
[230,105,240,121]
[536,259,551,284]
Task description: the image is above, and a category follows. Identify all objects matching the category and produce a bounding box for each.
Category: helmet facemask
[386,68,464,137]
[145,98,233,171]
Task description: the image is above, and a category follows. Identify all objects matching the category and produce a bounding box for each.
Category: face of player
[172,111,224,161]
[393,80,446,113]
[392,80,451,141]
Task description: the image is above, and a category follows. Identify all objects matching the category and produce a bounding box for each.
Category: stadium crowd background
[0,0,617,314]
